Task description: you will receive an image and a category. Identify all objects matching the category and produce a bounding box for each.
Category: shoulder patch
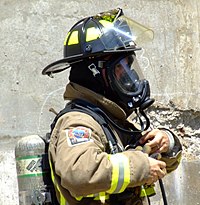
[66,126,93,146]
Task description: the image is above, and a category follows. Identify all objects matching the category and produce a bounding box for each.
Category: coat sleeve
[160,128,182,173]
[49,111,150,198]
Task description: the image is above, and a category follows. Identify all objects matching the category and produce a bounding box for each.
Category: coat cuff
[124,150,150,187]
[162,129,175,153]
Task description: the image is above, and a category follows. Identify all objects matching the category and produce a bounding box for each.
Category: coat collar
[63,82,127,121]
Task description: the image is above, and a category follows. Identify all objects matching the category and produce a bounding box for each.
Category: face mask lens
[113,55,141,92]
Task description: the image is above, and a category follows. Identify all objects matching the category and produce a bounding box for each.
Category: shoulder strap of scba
[49,99,145,152]
[49,99,123,154]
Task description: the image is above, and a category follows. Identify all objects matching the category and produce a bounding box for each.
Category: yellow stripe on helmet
[64,32,70,46]
[86,27,100,42]
[86,20,113,42]
[64,20,113,45]
[65,31,79,45]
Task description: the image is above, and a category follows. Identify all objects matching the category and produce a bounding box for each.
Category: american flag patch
[66,126,92,146]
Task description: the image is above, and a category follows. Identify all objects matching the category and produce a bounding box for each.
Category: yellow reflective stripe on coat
[94,192,109,201]
[76,192,109,203]
[107,153,130,194]
[49,159,68,205]
[140,184,156,197]
[50,158,109,204]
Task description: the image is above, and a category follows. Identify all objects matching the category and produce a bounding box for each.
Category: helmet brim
[42,48,140,76]
[42,54,83,76]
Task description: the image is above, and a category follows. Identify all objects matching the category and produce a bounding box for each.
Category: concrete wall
[0,0,200,204]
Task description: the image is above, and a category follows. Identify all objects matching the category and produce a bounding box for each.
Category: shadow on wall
[151,160,200,205]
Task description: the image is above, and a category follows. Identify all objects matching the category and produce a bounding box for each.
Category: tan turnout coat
[48,82,182,205]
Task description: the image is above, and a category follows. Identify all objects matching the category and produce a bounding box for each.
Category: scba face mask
[106,54,154,110]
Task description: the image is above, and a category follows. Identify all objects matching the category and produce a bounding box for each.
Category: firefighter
[42,8,182,205]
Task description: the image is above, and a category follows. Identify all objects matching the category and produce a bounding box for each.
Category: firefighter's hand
[145,157,166,185]
[139,129,170,153]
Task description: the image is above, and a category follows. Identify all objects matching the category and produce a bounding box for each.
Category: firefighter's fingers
[140,129,160,144]
[148,156,166,170]
[159,141,170,153]
[146,157,166,184]
[140,129,170,154]
[157,167,167,179]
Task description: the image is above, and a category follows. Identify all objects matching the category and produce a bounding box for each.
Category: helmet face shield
[87,8,154,52]
[95,16,154,51]
[118,16,154,46]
